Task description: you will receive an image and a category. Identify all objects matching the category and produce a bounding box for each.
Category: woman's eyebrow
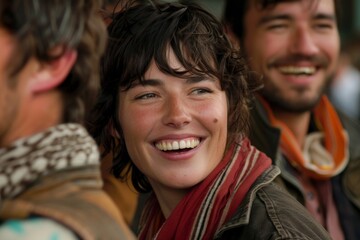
[129,76,215,89]
[131,79,163,88]
[186,75,215,84]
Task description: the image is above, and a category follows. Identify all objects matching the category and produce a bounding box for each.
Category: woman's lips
[155,138,201,151]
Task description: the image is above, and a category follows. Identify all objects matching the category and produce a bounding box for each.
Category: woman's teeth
[155,138,200,151]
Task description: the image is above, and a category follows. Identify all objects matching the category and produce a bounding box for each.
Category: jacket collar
[214,165,280,238]
[249,98,281,162]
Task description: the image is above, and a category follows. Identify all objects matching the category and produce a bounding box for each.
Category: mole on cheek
[213,118,218,123]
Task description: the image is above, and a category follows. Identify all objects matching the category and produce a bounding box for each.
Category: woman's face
[118,49,228,193]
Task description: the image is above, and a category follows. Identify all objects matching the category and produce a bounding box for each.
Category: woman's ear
[108,120,121,139]
[30,48,77,93]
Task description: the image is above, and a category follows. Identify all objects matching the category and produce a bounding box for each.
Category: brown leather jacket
[214,166,331,239]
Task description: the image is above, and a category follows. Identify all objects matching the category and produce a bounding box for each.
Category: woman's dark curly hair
[88,0,260,193]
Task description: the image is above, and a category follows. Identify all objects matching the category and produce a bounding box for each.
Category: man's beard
[260,76,332,113]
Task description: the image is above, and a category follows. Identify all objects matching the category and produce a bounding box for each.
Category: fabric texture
[0,123,99,201]
[0,124,135,240]
[214,177,332,240]
[259,95,349,179]
[139,138,272,239]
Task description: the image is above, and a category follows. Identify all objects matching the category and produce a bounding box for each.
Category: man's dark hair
[0,0,107,123]
[223,0,341,41]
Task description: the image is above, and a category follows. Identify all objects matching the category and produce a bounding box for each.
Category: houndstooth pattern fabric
[0,124,99,202]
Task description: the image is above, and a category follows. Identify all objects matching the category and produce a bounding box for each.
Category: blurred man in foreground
[0,0,135,239]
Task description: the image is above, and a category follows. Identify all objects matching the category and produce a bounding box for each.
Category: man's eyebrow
[258,12,336,26]
[131,79,163,88]
[313,13,336,21]
[258,14,291,25]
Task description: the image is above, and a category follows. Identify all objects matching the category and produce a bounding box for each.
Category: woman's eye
[191,88,213,95]
[135,93,157,100]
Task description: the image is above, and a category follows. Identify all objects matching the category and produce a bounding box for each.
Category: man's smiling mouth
[278,66,316,76]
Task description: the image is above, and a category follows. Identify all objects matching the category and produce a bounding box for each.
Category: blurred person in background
[328,34,360,121]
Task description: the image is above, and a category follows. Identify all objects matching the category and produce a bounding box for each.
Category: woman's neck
[150,182,190,218]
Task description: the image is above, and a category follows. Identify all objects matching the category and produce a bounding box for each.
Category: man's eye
[267,24,288,31]
[314,23,334,31]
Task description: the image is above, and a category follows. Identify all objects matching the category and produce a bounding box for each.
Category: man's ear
[30,48,77,93]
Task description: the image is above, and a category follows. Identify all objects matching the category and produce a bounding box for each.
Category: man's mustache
[268,54,329,68]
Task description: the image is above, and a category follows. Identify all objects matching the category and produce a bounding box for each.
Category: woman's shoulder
[0,218,78,240]
[216,183,331,239]
[246,183,331,239]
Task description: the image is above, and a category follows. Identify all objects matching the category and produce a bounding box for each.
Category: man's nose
[289,26,320,56]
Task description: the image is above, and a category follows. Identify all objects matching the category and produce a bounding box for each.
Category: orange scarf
[259,96,348,179]
[138,138,271,239]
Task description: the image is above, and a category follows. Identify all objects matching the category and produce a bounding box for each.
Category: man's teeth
[279,66,315,75]
[155,139,200,151]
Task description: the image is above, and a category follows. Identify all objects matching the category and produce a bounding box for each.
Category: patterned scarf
[0,124,99,202]
[259,96,348,179]
[139,138,271,239]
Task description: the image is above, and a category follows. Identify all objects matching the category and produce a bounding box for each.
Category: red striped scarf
[138,138,271,239]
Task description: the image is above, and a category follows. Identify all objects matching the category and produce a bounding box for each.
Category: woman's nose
[162,96,192,128]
